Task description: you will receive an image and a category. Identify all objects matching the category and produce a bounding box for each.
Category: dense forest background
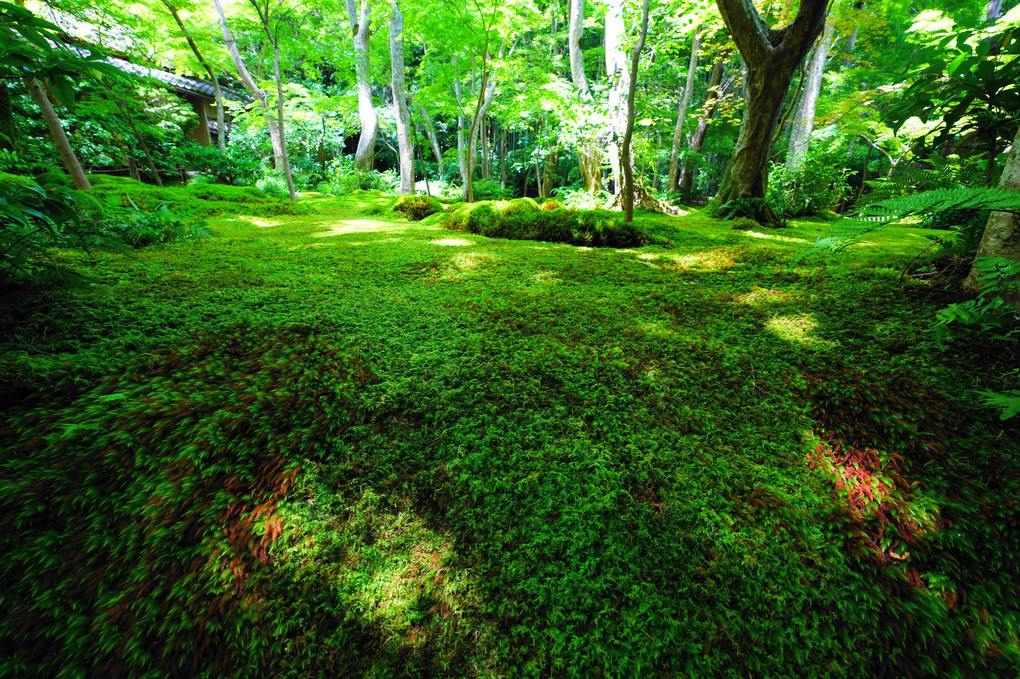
[2,0,1020,676]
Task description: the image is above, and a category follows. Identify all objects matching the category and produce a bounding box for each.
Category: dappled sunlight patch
[268,488,492,667]
[765,313,831,347]
[439,252,497,281]
[741,230,808,243]
[636,320,675,338]
[313,220,410,238]
[430,238,473,246]
[735,286,798,307]
[640,250,739,271]
[244,217,285,228]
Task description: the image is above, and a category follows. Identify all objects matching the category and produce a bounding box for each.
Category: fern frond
[796,186,1020,262]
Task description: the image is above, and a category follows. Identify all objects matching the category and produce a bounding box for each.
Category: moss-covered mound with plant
[0,192,1017,677]
[87,175,315,219]
[392,193,445,221]
[441,199,664,248]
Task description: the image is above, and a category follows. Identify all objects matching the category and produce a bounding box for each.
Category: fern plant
[935,258,1020,420]
[805,186,1020,258]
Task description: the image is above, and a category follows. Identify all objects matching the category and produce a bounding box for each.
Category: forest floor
[1,191,1018,677]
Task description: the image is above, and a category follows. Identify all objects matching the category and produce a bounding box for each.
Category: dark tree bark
[677,53,732,197]
[713,0,828,224]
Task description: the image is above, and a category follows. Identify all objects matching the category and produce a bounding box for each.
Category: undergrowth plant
[0,324,378,677]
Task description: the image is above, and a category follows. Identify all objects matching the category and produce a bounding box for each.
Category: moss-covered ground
[1,191,1017,677]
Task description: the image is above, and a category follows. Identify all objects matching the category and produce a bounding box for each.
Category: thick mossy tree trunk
[965,124,1020,310]
[389,0,414,194]
[713,0,827,225]
[25,77,90,190]
[347,0,377,171]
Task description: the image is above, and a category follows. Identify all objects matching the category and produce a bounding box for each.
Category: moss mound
[88,178,314,219]
[440,200,649,247]
[393,194,445,221]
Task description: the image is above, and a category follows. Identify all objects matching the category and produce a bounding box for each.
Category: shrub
[470,179,511,200]
[393,194,444,221]
[767,148,853,219]
[317,156,396,195]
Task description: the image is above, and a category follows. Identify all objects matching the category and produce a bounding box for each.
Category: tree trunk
[605,0,627,194]
[499,126,507,188]
[346,0,377,171]
[668,29,700,193]
[161,0,226,153]
[786,21,834,170]
[417,104,444,178]
[541,147,559,198]
[621,0,650,222]
[713,0,828,225]
[270,26,296,201]
[246,0,296,201]
[678,54,730,197]
[452,56,469,200]
[211,0,284,166]
[25,77,91,190]
[964,124,1020,309]
[389,0,414,194]
[568,0,591,97]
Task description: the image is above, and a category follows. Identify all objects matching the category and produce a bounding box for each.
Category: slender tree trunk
[452,56,469,199]
[605,0,628,194]
[110,97,163,186]
[247,0,296,201]
[678,55,730,196]
[389,0,414,194]
[668,29,700,192]
[786,21,834,170]
[417,104,444,178]
[161,0,226,153]
[25,77,90,190]
[568,0,591,97]
[713,0,828,224]
[347,0,377,170]
[211,0,284,166]
[499,126,507,188]
[621,0,650,222]
[964,124,1020,308]
[541,147,559,198]
[270,30,296,201]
